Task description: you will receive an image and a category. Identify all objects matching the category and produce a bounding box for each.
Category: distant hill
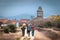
[0,13,34,20]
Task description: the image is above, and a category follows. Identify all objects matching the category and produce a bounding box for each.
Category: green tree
[0,22,3,29]
[49,15,60,28]
[44,21,52,28]
[0,22,3,26]
[8,24,16,33]
[4,27,9,33]
[54,18,60,28]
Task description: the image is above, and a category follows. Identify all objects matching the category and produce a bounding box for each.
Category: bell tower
[37,6,43,18]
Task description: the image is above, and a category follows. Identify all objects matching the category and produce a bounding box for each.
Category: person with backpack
[32,25,35,36]
[32,26,35,36]
[27,24,32,36]
[21,23,26,36]
[30,25,35,40]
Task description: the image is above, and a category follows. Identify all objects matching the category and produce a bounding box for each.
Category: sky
[0,0,60,20]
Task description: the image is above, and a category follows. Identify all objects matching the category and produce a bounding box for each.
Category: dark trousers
[27,30,30,36]
[32,30,34,36]
[22,30,25,36]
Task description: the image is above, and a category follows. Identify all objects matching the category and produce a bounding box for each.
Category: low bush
[8,24,16,33]
[3,27,9,33]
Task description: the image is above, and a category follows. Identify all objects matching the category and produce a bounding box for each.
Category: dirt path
[34,30,51,40]
[0,28,60,40]
[20,30,52,40]
[34,28,60,40]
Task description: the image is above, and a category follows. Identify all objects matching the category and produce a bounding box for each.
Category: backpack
[21,27,25,30]
[32,26,35,30]
[27,26,32,31]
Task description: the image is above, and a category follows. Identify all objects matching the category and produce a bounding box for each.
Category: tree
[4,27,9,33]
[44,21,52,28]
[49,15,60,28]
[8,24,16,33]
[0,22,3,28]
[54,17,60,28]
[0,22,3,26]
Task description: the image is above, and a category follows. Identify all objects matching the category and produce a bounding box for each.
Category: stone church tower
[37,6,43,18]
[30,6,43,26]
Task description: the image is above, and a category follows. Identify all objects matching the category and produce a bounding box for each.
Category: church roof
[37,6,43,12]
[38,6,42,9]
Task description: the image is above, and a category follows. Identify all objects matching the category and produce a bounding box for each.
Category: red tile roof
[0,19,8,23]
[10,20,16,24]
[19,19,30,23]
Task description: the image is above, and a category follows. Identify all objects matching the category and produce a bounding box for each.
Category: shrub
[0,22,3,28]
[53,28,60,31]
[8,24,16,33]
[44,21,52,28]
[3,27,9,33]
[0,22,3,26]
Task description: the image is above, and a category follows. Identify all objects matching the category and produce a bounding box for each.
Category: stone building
[37,6,43,18]
[30,6,43,26]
